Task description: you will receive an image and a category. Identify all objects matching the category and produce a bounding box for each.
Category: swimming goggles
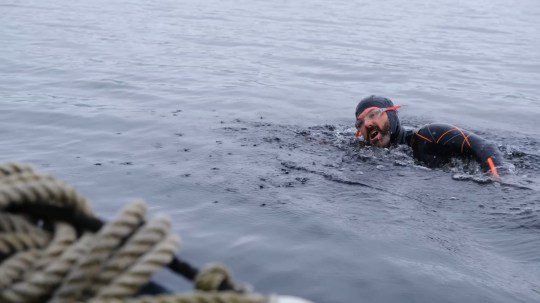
[355,105,401,138]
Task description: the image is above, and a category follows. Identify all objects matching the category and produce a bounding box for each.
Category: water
[1,0,540,302]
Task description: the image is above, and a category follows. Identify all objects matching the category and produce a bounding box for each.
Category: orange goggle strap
[383,105,401,112]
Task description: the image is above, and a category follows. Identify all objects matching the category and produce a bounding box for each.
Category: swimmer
[354,95,505,178]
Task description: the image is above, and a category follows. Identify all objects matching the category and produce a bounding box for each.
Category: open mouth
[368,127,380,141]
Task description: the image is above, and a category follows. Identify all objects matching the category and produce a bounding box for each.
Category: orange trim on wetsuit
[415,133,433,143]
[436,127,458,143]
[460,134,472,154]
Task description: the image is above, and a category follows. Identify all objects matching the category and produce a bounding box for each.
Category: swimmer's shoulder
[416,123,459,134]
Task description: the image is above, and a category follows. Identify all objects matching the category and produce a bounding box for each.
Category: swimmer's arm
[466,134,505,177]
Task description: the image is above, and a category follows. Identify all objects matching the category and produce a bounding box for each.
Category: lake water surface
[1,0,540,302]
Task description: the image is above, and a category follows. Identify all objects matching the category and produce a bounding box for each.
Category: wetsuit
[400,123,504,174]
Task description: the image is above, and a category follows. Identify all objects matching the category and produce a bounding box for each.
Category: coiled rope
[0,162,301,303]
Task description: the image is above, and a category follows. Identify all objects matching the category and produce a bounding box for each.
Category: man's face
[356,107,392,147]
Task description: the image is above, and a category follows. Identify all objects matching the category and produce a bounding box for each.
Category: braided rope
[195,264,237,292]
[1,234,93,303]
[0,213,51,260]
[0,231,50,256]
[52,202,147,302]
[0,171,56,186]
[0,213,46,235]
[30,222,77,273]
[0,172,93,216]
[0,163,35,178]
[91,216,170,294]
[0,250,39,290]
[94,234,179,299]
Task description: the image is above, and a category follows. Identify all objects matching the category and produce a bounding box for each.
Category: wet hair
[355,95,405,144]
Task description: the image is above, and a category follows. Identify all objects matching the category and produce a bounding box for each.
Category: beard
[367,122,391,147]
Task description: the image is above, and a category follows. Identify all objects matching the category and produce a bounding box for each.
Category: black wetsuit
[398,123,504,172]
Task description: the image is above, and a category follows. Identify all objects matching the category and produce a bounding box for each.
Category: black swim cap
[355,95,404,144]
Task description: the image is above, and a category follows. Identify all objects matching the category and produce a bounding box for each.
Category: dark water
[1,0,540,302]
